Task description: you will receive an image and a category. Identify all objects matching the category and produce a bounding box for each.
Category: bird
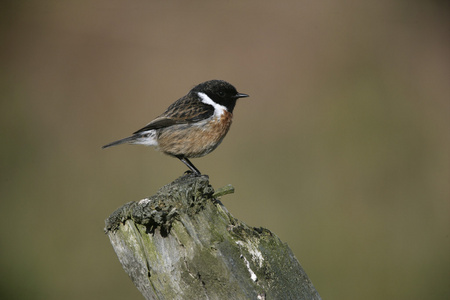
[102,80,249,175]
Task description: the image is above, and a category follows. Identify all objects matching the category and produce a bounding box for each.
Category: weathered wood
[105,174,321,300]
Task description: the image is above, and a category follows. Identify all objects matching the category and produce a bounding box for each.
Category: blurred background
[1,1,449,299]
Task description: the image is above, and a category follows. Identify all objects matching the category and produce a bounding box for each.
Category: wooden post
[105,174,321,300]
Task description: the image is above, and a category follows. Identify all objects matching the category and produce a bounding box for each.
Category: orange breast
[157,111,233,158]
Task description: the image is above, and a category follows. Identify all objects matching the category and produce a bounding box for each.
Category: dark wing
[133,96,214,134]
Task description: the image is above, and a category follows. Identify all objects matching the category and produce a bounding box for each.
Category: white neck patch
[198,92,227,117]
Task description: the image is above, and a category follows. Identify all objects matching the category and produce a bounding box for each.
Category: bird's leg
[176,156,201,176]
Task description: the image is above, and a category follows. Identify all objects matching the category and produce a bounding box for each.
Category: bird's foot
[183,170,202,177]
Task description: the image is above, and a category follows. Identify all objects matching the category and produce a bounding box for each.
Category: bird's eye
[217,91,225,97]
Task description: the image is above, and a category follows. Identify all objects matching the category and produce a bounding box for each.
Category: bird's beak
[235,93,249,99]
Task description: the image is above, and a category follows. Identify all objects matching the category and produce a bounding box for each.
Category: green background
[1,1,449,299]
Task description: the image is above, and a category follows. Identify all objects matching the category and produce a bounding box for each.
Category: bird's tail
[102,131,158,149]
[102,136,136,149]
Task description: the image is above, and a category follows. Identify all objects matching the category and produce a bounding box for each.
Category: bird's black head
[192,80,249,113]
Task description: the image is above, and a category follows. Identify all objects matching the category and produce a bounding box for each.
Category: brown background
[1,1,449,299]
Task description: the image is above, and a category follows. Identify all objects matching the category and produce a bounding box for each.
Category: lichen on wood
[105,174,321,300]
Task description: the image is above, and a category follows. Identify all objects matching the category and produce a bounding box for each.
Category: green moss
[106,174,321,299]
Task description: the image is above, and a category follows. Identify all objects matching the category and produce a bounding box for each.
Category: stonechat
[102,80,249,175]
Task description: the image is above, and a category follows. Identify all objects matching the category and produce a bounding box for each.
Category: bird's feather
[133,96,214,134]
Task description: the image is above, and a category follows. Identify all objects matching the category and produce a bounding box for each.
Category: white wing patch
[197,92,227,118]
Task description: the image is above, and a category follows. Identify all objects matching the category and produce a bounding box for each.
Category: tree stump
[105,174,321,300]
